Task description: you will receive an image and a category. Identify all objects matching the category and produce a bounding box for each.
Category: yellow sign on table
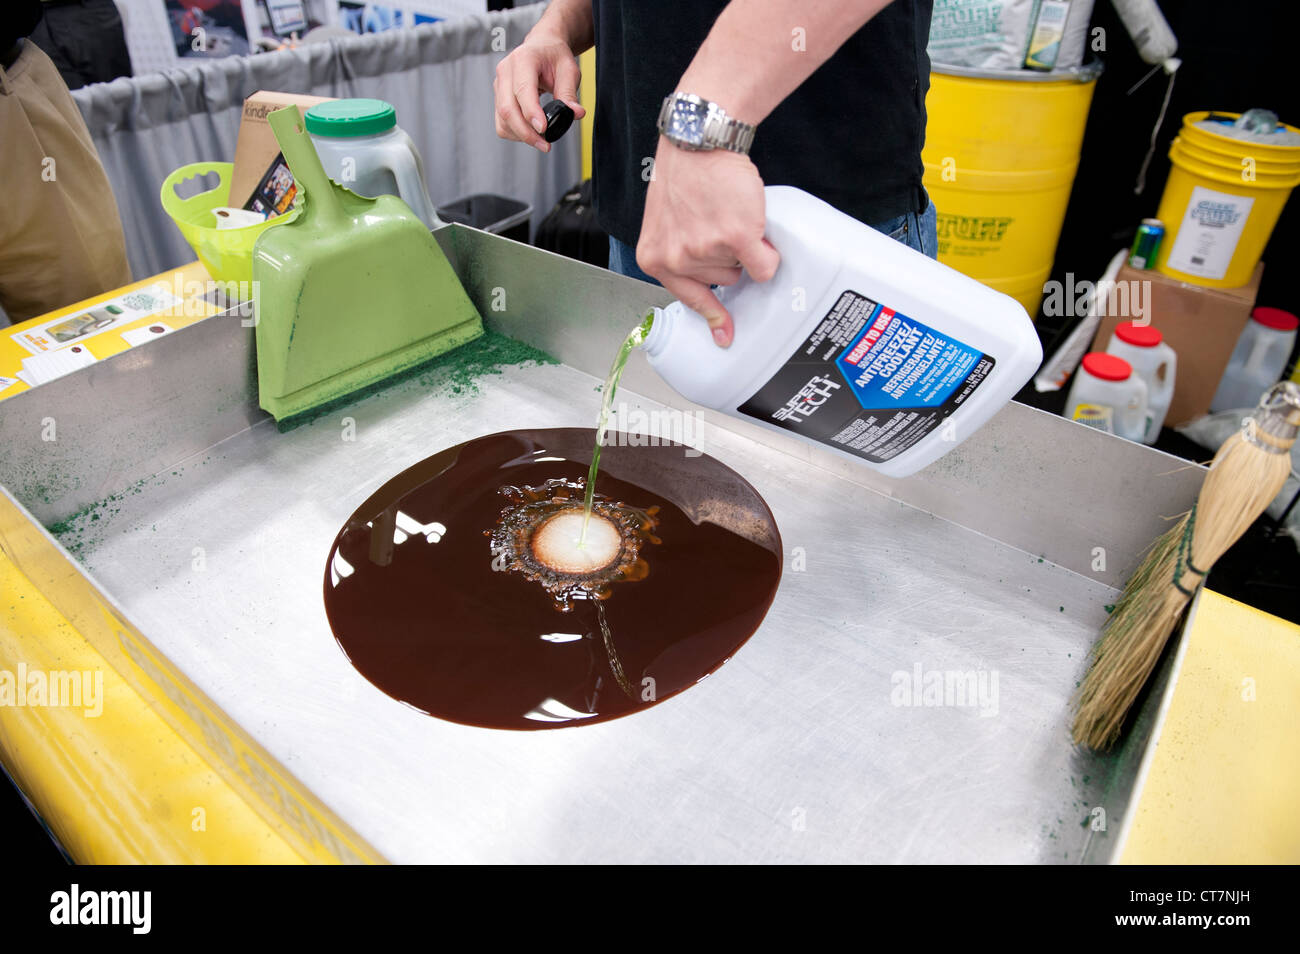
[1,262,223,402]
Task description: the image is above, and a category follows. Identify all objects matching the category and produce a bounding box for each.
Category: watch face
[668,102,705,144]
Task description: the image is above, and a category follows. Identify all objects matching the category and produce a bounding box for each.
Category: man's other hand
[493,33,586,153]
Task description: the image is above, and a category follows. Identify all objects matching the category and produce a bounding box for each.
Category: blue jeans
[606,234,658,283]
[872,199,938,259]
[606,199,939,282]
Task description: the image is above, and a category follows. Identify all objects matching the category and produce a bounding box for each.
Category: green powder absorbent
[275,330,558,432]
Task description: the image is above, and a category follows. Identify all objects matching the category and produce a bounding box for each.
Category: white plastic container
[1210,307,1299,412]
[1064,352,1149,441]
[1105,320,1176,443]
[305,99,442,229]
[640,186,1043,479]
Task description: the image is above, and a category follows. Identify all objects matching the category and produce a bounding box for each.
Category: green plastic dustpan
[252,105,483,422]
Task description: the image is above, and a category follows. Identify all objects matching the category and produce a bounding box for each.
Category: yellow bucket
[922,62,1102,317]
[1154,111,1300,288]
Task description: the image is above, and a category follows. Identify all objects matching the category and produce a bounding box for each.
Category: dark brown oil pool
[323,428,782,729]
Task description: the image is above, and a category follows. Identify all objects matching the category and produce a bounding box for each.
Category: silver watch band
[657,93,756,155]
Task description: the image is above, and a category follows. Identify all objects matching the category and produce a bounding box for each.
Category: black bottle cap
[543,100,575,143]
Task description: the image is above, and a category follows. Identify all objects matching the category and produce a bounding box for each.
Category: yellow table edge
[2,269,385,864]
[1,543,306,864]
[1117,588,1300,864]
[0,485,385,865]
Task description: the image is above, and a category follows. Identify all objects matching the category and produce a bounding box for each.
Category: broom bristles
[1072,428,1296,751]
[1072,517,1188,749]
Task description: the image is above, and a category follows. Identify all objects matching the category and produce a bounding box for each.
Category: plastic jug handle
[1124,375,1150,441]
[707,190,795,320]
[732,186,838,308]
[1152,342,1177,403]
[1243,333,1273,373]
[389,153,441,228]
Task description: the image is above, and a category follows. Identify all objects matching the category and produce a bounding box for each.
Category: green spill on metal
[46,477,155,560]
[9,463,82,510]
[274,330,558,432]
[42,330,556,562]
[415,330,558,393]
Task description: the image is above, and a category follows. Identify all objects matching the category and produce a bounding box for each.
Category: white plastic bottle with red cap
[1105,321,1176,444]
[1064,352,1149,441]
[1210,308,1299,413]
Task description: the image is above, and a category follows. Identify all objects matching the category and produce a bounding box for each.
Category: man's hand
[636,141,780,348]
[634,1,892,347]
[493,32,586,153]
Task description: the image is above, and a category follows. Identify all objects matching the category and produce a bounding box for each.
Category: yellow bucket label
[1164,185,1255,281]
[936,214,1015,260]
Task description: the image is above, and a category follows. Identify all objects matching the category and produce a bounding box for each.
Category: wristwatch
[657,93,756,155]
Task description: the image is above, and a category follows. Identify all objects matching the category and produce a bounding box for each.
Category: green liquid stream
[580,311,655,545]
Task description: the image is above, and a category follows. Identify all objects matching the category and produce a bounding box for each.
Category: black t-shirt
[1,0,42,51]
[591,0,934,247]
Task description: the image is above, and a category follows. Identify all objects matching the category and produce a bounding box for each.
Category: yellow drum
[922,62,1102,317]
[1154,111,1300,288]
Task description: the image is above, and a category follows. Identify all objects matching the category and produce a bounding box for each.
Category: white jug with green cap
[306,98,442,229]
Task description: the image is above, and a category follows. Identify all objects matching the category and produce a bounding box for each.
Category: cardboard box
[229,90,335,213]
[1090,261,1264,426]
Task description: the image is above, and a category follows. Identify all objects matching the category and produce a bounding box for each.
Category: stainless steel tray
[0,226,1205,863]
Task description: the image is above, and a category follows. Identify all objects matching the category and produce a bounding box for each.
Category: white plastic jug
[1064,352,1149,441]
[640,186,1043,478]
[1105,321,1176,443]
[305,99,442,229]
[1210,307,1299,413]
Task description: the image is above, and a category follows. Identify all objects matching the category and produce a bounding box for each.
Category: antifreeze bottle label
[738,290,995,463]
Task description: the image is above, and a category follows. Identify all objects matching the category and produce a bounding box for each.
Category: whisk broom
[1072,381,1300,750]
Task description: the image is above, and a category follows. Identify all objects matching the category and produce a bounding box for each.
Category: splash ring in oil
[488,478,660,611]
[323,428,782,730]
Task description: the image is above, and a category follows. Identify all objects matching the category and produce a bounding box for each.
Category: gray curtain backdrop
[71,5,580,280]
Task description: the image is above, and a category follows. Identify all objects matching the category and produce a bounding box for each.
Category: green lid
[304,99,397,137]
